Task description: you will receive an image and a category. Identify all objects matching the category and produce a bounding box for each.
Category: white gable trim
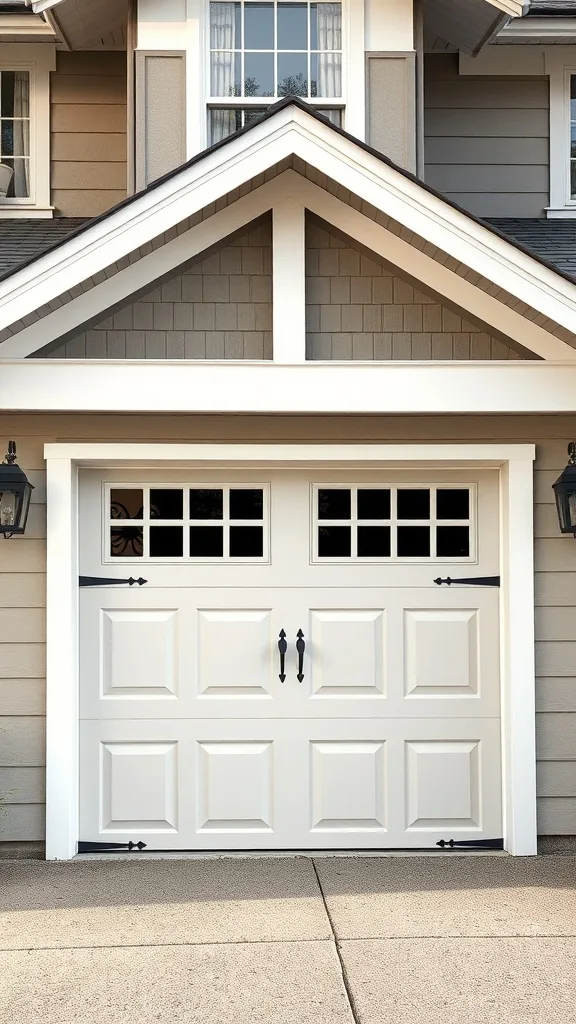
[1,167,573,362]
[0,105,574,346]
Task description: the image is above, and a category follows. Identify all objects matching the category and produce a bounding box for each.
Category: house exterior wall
[51,51,127,218]
[0,412,575,843]
[424,54,550,219]
[47,217,273,359]
[305,218,522,359]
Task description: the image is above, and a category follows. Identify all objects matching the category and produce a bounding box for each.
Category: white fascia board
[6,360,576,413]
[485,0,525,15]
[498,17,576,37]
[1,104,576,346]
[31,0,64,11]
[0,14,56,36]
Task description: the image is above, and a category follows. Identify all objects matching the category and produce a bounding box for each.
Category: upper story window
[208,1,343,144]
[0,70,30,200]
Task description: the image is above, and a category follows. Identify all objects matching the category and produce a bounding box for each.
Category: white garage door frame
[44,441,537,860]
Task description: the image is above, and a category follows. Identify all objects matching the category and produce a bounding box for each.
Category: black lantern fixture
[553,442,576,536]
[0,441,34,538]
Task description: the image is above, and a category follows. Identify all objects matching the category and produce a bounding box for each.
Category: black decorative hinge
[436,838,504,850]
[77,841,147,853]
[434,576,500,587]
[79,576,148,588]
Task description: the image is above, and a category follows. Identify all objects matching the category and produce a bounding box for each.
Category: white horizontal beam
[7,360,576,413]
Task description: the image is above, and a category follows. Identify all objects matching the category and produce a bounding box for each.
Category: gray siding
[2,415,576,842]
[48,217,272,359]
[424,54,549,218]
[305,217,522,359]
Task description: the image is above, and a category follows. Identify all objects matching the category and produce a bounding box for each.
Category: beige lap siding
[305,218,523,360]
[48,218,273,360]
[424,53,549,219]
[0,413,575,841]
[51,51,127,218]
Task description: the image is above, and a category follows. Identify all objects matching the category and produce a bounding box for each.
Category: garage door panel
[309,609,386,698]
[80,719,501,850]
[197,609,274,698]
[102,608,179,699]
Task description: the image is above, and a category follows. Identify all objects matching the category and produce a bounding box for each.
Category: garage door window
[107,485,269,561]
[313,485,474,561]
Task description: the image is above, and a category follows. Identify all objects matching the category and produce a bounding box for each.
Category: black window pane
[150,526,183,557]
[190,489,223,519]
[243,107,268,125]
[397,489,430,520]
[1,71,14,117]
[110,489,143,520]
[150,489,183,520]
[437,526,470,558]
[436,489,469,520]
[110,526,143,558]
[244,52,274,96]
[230,525,263,557]
[230,488,263,519]
[277,3,307,48]
[397,526,430,557]
[244,2,274,48]
[357,526,390,557]
[277,53,308,96]
[357,489,391,520]
[318,489,351,519]
[190,526,223,556]
[318,525,351,557]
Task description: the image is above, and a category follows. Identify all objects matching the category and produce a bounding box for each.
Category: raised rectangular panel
[197,741,273,831]
[405,740,480,829]
[311,741,386,830]
[198,610,273,697]
[404,609,479,697]
[101,609,178,698]
[101,741,178,831]
[310,610,385,697]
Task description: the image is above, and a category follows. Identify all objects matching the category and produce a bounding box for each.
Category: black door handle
[278,629,287,682]
[296,629,305,682]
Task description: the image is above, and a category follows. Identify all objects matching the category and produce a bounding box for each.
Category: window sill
[546,207,576,219]
[0,206,54,220]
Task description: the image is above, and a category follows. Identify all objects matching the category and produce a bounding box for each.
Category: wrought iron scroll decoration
[110,500,160,557]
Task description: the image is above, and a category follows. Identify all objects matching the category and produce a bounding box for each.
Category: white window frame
[310,482,477,563]
[103,481,271,563]
[203,0,364,146]
[547,54,576,218]
[0,43,54,218]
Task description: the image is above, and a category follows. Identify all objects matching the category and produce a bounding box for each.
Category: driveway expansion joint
[312,858,362,1024]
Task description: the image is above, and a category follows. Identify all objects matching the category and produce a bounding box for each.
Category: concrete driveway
[1,854,576,1023]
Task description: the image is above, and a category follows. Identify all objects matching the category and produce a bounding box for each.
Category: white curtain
[316,3,341,98]
[11,72,30,198]
[211,108,238,143]
[210,3,237,97]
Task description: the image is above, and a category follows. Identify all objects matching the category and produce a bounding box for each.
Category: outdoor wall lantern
[553,442,576,536]
[0,441,34,538]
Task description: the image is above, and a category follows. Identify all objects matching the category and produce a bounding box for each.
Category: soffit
[34,0,127,49]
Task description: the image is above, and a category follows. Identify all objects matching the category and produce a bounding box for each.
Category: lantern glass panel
[19,482,32,531]
[0,488,17,527]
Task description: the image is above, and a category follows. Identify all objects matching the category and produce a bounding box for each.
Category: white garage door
[78,466,502,850]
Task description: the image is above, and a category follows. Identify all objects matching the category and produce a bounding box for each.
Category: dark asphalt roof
[526,0,576,13]
[0,218,87,276]
[485,219,576,279]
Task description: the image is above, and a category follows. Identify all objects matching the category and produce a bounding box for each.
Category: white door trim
[44,441,537,859]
